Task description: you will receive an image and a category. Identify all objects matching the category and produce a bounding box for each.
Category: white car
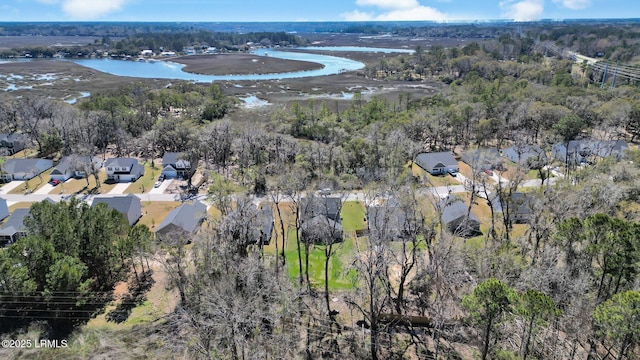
[154,180,163,188]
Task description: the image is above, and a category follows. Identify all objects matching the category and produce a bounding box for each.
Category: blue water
[71,48,367,82]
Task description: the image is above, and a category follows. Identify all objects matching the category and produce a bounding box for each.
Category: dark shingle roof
[104,158,137,168]
[156,201,207,234]
[162,152,190,168]
[414,152,457,170]
[0,208,30,237]
[92,194,141,226]
[440,198,479,225]
[300,197,342,222]
[2,159,44,174]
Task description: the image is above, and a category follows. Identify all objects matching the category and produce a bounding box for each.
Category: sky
[0,0,638,22]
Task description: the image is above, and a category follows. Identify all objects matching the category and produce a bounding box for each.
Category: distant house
[0,199,9,221]
[461,148,503,171]
[104,158,145,182]
[490,192,534,224]
[161,152,192,179]
[440,197,481,237]
[300,197,343,242]
[140,49,153,57]
[92,194,142,226]
[156,201,207,242]
[206,47,217,54]
[161,51,176,57]
[255,204,274,245]
[501,145,544,165]
[414,152,459,175]
[552,139,629,165]
[0,133,28,156]
[0,208,30,245]
[49,155,102,182]
[367,200,409,240]
[0,158,53,182]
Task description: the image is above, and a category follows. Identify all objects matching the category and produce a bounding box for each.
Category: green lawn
[124,162,161,194]
[341,200,367,232]
[284,227,356,290]
[8,171,51,194]
[279,200,368,290]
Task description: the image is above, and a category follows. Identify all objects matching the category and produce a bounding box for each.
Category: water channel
[68,47,412,82]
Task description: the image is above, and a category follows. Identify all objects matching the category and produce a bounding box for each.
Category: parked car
[447,169,458,177]
[158,174,165,181]
[485,169,494,176]
[50,179,61,186]
[154,180,162,188]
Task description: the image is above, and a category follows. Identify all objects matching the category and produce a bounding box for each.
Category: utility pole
[600,62,609,89]
[610,61,619,89]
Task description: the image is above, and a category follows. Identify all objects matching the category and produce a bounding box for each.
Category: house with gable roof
[155,201,207,242]
[104,158,144,182]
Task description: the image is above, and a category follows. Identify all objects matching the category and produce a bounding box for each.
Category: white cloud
[500,0,544,21]
[355,0,420,10]
[36,0,129,19]
[374,6,448,21]
[552,0,591,10]
[341,10,376,21]
[343,0,447,21]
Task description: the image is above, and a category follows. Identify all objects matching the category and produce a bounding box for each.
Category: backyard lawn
[138,201,182,230]
[412,163,459,187]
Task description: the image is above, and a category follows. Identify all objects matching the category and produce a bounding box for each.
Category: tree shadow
[106,270,155,324]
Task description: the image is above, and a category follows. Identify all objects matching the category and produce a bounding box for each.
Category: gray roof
[414,152,458,170]
[461,149,501,169]
[92,194,141,226]
[0,133,28,145]
[156,201,207,235]
[1,158,49,174]
[490,192,533,216]
[440,198,480,225]
[367,205,407,234]
[258,204,274,244]
[0,208,30,237]
[51,155,99,175]
[104,158,137,168]
[300,197,342,222]
[0,199,8,221]
[162,152,190,168]
[501,145,543,163]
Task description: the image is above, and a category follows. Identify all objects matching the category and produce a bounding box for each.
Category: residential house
[155,201,207,242]
[140,49,154,57]
[440,197,481,237]
[104,158,145,182]
[414,152,459,175]
[366,199,409,240]
[255,204,274,245]
[0,208,30,245]
[552,139,629,165]
[461,148,503,171]
[0,158,53,182]
[161,152,192,179]
[92,194,142,226]
[49,155,102,182]
[490,192,534,224]
[501,145,544,165]
[0,199,9,221]
[0,133,28,156]
[300,196,343,242]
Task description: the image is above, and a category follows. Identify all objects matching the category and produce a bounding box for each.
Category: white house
[140,49,154,57]
[414,152,459,175]
[0,158,53,182]
[49,155,102,182]
[161,152,192,179]
[104,158,145,183]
